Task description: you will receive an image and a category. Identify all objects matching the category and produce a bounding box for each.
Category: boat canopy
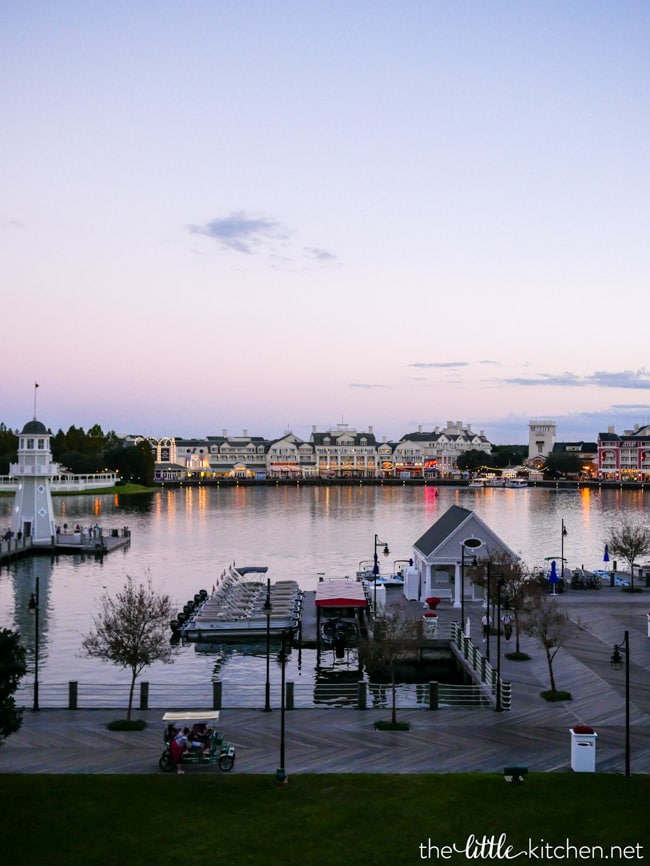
[315,579,368,608]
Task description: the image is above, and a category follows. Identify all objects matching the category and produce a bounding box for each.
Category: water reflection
[7,557,53,677]
[0,485,648,697]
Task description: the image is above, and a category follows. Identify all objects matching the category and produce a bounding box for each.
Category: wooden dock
[0,527,131,564]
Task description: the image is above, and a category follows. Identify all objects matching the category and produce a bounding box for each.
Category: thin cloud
[350,383,388,389]
[587,369,650,389]
[188,212,289,254]
[303,246,336,262]
[504,369,650,389]
[188,213,337,268]
[505,372,581,386]
[407,361,469,369]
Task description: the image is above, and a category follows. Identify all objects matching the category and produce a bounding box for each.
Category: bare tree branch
[81,575,177,719]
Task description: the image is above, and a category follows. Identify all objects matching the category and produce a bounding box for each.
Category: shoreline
[1,477,647,497]
[153,477,648,491]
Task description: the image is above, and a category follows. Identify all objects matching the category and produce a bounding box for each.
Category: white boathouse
[405,505,517,606]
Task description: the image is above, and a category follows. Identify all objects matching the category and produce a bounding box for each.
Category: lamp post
[372,533,390,614]
[496,577,504,711]
[276,629,290,784]
[27,576,40,711]
[263,577,272,712]
[460,540,480,635]
[610,630,630,778]
[461,545,467,631]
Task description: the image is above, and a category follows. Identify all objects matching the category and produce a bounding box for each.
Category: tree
[81,576,177,720]
[132,439,155,485]
[606,519,650,591]
[0,628,27,747]
[491,445,528,468]
[104,440,154,485]
[456,450,489,472]
[482,553,536,656]
[544,451,582,478]
[358,606,419,727]
[0,424,18,475]
[521,590,573,696]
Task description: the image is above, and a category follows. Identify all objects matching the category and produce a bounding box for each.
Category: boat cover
[315,579,367,608]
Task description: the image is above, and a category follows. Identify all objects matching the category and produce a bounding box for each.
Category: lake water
[0,484,646,704]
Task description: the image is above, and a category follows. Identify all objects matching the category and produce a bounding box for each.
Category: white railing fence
[15,677,495,712]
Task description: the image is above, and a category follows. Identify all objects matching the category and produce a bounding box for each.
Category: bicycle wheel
[159,749,175,772]
[218,753,235,772]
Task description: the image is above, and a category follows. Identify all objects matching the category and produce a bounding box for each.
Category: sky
[2,1,650,445]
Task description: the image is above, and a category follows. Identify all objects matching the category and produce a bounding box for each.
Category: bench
[503,765,528,784]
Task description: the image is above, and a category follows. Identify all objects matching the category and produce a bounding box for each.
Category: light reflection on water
[0,485,647,696]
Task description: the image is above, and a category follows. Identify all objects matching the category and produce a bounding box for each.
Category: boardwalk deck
[1,584,649,776]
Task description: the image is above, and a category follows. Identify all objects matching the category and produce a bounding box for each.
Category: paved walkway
[1,588,649,775]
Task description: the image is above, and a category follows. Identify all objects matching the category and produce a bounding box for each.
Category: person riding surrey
[171,726,190,774]
[190,722,213,754]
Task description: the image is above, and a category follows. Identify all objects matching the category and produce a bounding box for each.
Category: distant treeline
[456,445,528,471]
[457,444,586,477]
[0,422,154,485]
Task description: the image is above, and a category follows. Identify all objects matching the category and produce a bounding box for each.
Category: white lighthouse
[9,418,58,544]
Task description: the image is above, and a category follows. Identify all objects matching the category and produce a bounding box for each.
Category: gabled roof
[398,430,490,445]
[552,441,598,454]
[311,432,377,446]
[412,505,517,562]
[413,505,473,556]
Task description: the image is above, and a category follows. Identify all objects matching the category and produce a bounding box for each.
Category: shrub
[540,689,572,702]
[374,720,410,731]
[107,719,147,731]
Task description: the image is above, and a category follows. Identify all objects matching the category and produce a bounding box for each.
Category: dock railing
[0,534,33,562]
[15,677,496,712]
[449,620,511,711]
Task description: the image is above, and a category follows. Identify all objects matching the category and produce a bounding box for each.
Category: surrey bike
[159,711,236,773]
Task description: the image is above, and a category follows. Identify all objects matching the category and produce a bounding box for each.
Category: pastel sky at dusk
[2,1,650,444]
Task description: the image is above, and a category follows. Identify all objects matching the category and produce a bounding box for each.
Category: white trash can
[570,727,597,772]
[422,613,438,638]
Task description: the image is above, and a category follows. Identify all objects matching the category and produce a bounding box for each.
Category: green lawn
[1,774,647,866]
[0,483,158,498]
